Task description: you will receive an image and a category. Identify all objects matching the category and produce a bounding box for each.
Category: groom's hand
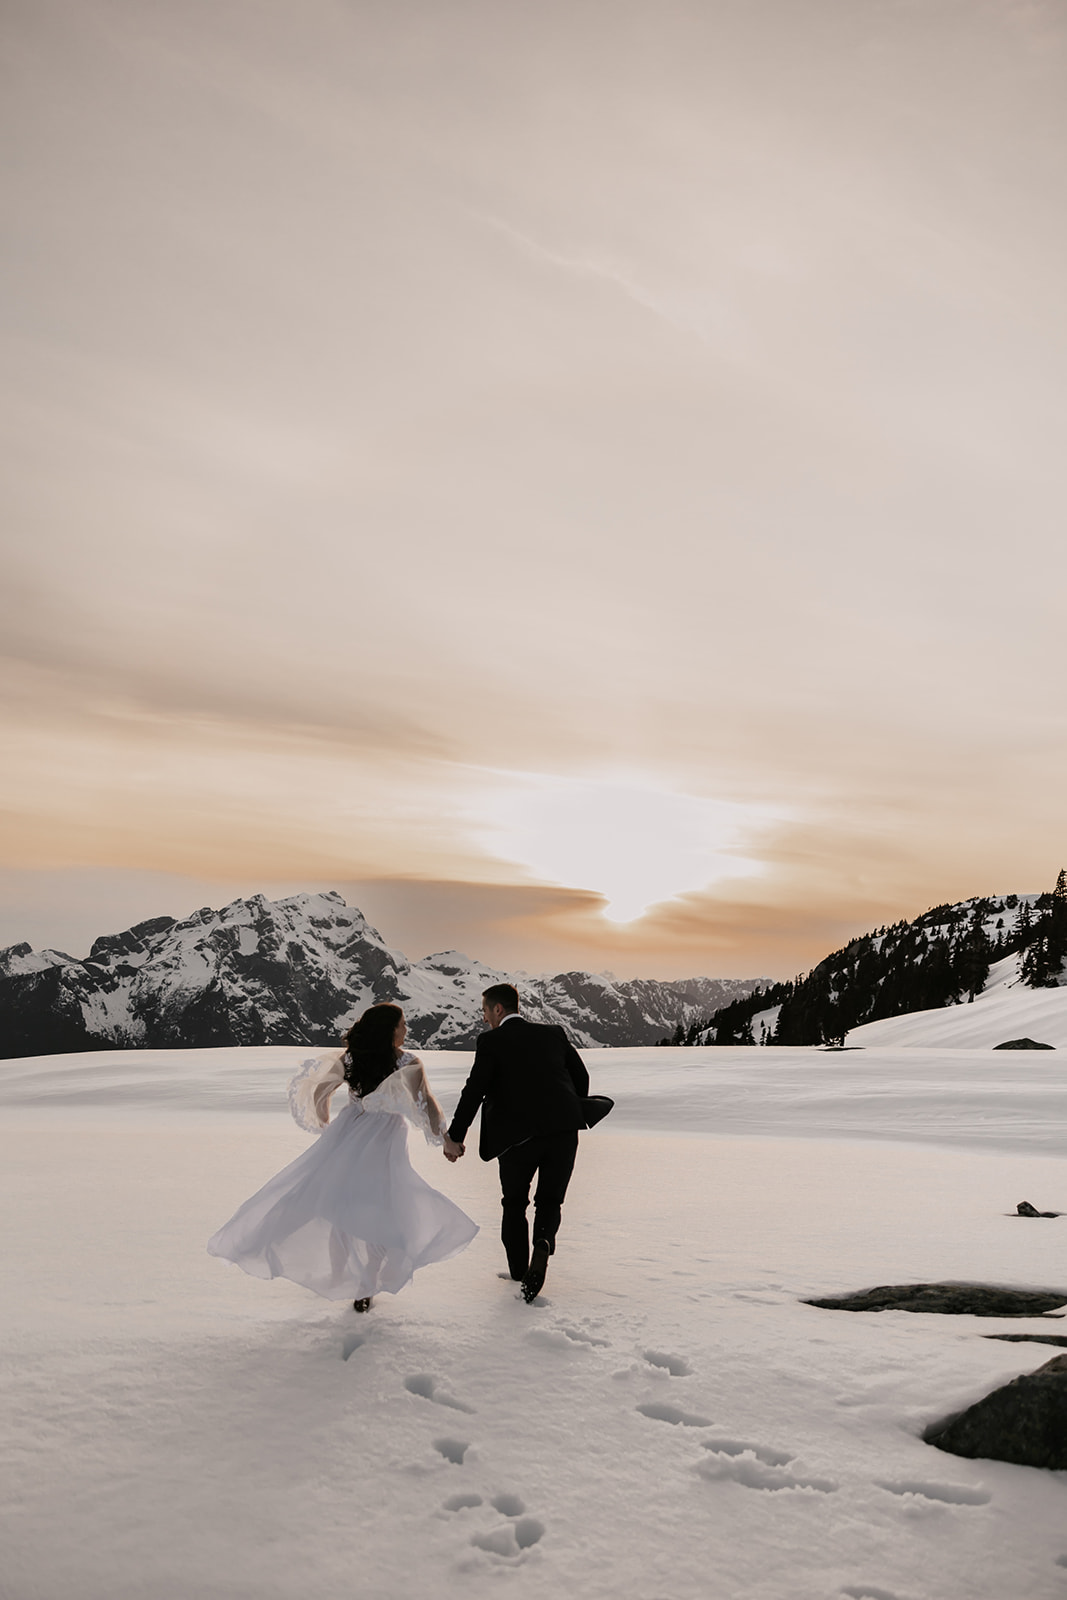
[443,1134,465,1162]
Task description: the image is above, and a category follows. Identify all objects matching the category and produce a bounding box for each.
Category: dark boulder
[1016,1200,1061,1218]
[984,1334,1067,1348]
[804,1283,1067,1317]
[925,1353,1067,1469]
[994,1038,1055,1050]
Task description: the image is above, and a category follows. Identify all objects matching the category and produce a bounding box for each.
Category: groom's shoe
[521,1239,551,1304]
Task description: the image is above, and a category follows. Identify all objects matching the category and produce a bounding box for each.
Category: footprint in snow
[442,1492,483,1512]
[643,1349,693,1376]
[470,1517,545,1559]
[634,1395,835,1495]
[441,1486,544,1560]
[433,1437,470,1465]
[442,1491,527,1516]
[700,1437,794,1467]
[557,1323,610,1347]
[636,1399,713,1427]
[874,1479,990,1506]
[527,1323,610,1352]
[404,1374,476,1413]
[841,1588,908,1600]
[698,1442,838,1493]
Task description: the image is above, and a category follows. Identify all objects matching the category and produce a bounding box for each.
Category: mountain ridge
[0,891,765,1059]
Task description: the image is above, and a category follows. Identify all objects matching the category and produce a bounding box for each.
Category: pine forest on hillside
[671,871,1067,1049]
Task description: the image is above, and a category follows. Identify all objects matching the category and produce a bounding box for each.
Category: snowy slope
[2,1044,1066,1600]
[766,889,1066,1047]
[847,954,1067,1049]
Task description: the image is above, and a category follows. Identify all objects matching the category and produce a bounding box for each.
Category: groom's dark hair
[482,982,519,1013]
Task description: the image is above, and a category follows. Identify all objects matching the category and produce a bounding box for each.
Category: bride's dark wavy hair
[343,1002,404,1097]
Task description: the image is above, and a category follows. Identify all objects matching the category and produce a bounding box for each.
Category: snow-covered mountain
[0,891,764,1059]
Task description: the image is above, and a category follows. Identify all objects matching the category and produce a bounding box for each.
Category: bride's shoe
[353,1297,373,1313]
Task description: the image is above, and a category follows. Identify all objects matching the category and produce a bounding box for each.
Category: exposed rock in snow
[984,1333,1067,1347]
[925,1353,1067,1470]
[804,1284,1067,1317]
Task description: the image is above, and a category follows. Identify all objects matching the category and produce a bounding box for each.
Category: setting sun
[470,773,774,924]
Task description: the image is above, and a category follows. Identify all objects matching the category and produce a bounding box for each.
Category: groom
[446,983,590,1303]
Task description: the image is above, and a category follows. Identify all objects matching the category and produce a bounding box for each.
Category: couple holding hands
[209,983,610,1308]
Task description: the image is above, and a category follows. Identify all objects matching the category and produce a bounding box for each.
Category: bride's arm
[405,1060,444,1134]
[287,1050,346,1131]
[402,1060,463,1158]
[312,1055,346,1125]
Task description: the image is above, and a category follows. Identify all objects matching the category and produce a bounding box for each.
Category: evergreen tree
[1013,899,1033,947]
[957,915,992,1001]
[722,878,1066,1045]
[1052,870,1067,982]
[1019,871,1067,987]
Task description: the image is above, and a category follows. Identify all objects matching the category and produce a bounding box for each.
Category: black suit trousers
[497,1131,579,1280]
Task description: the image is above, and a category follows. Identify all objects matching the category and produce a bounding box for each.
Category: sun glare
[470,773,772,923]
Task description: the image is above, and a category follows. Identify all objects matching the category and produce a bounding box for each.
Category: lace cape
[287,1049,444,1145]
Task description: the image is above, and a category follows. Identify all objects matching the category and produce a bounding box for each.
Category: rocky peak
[0,891,764,1058]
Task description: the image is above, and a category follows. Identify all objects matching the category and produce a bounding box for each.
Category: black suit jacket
[448,1017,591,1161]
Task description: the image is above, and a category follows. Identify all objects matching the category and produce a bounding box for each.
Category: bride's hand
[442,1134,464,1162]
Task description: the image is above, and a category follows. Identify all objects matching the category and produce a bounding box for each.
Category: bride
[208,1003,477,1309]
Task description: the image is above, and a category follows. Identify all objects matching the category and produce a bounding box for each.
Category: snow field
[847,966,1067,1051]
[4,1040,1066,1154]
[2,1037,1067,1599]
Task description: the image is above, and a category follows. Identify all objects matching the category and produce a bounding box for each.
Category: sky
[2,0,1066,979]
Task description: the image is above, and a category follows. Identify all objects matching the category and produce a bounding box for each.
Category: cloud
[2,0,1066,976]
[462,768,780,923]
[482,216,747,358]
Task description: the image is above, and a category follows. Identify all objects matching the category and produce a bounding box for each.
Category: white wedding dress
[207,1050,478,1300]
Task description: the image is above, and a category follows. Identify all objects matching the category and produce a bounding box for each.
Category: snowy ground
[847,954,1067,1052]
[3,1012,1067,1599]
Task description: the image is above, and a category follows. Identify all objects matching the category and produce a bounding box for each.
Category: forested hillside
[672,871,1067,1048]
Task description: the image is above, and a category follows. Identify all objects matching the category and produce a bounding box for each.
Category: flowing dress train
[207,1050,478,1300]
